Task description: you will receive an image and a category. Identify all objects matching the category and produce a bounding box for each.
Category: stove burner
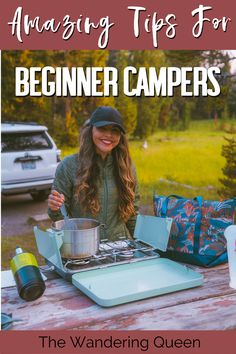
[60,238,159,273]
[64,258,91,268]
[117,250,134,259]
[99,240,129,252]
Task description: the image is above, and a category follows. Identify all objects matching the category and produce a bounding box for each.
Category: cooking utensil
[53,218,102,259]
[60,204,77,230]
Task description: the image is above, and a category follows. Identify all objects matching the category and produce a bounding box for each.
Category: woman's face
[92,125,121,159]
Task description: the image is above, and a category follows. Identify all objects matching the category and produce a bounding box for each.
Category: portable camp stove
[61,238,160,275]
[34,215,203,307]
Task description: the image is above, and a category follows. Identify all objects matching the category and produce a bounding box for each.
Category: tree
[164,50,204,129]
[50,50,114,146]
[1,50,114,147]
[227,78,236,119]
[132,50,165,138]
[109,51,137,135]
[218,136,236,198]
[165,50,203,67]
[193,51,233,121]
[2,51,52,124]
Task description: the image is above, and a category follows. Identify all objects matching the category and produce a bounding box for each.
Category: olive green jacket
[48,153,140,241]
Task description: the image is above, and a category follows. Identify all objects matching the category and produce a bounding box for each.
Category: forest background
[2,50,236,202]
[3,50,236,141]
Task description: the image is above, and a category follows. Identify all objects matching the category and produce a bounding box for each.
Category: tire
[30,190,50,202]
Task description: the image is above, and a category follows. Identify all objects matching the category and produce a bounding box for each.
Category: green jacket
[48,153,140,241]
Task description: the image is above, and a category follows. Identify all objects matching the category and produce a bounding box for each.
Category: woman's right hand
[48,190,65,211]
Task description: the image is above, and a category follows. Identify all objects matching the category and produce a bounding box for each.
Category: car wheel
[30,190,50,202]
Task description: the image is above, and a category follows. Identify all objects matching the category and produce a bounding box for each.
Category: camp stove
[34,215,203,307]
[62,238,160,275]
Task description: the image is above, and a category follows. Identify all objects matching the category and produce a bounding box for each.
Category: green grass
[2,234,46,270]
[1,220,51,269]
[131,121,227,203]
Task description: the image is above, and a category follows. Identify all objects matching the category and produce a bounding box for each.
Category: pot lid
[133,215,172,251]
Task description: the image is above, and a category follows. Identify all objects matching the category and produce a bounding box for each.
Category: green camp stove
[34,215,203,307]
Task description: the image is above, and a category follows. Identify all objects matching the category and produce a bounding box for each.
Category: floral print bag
[154,195,236,267]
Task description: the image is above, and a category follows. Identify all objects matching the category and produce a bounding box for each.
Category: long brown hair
[75,126,136,221]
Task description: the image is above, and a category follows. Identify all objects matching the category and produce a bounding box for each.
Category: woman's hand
[48,190,65,211]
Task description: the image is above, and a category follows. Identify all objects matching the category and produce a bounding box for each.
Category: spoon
[60,204,77,230]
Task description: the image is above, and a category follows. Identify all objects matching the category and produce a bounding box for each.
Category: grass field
[63,119,234,203]
[131,120,228,203]
[2,119,234,269]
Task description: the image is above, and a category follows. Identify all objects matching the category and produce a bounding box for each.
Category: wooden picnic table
[2,263,236,330]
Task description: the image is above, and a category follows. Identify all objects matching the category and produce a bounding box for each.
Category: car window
[1,132,53,152]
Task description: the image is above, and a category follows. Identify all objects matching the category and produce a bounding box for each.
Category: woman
[48,106,140,241]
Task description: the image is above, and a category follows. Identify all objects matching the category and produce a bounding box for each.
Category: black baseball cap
[88,106,125,133]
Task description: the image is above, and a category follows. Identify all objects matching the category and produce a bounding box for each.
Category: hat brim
[92,121,125,133]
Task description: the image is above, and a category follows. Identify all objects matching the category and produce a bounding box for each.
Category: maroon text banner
[0,0,236,49]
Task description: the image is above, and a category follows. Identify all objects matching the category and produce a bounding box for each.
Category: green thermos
[10,247,45,301]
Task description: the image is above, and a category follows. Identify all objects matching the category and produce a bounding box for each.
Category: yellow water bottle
[10,247,45,301]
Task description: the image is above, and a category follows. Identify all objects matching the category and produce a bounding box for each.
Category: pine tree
[132,50,165,138]
[193,51,233,121]
[219,136,236,198]
[2,50,114,147]
[110,51,137,135]
[164,50,204,129]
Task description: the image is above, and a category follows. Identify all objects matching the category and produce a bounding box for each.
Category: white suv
[1,122,60,201]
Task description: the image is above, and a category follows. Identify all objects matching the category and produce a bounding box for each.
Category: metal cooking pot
[53,218,102,259]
